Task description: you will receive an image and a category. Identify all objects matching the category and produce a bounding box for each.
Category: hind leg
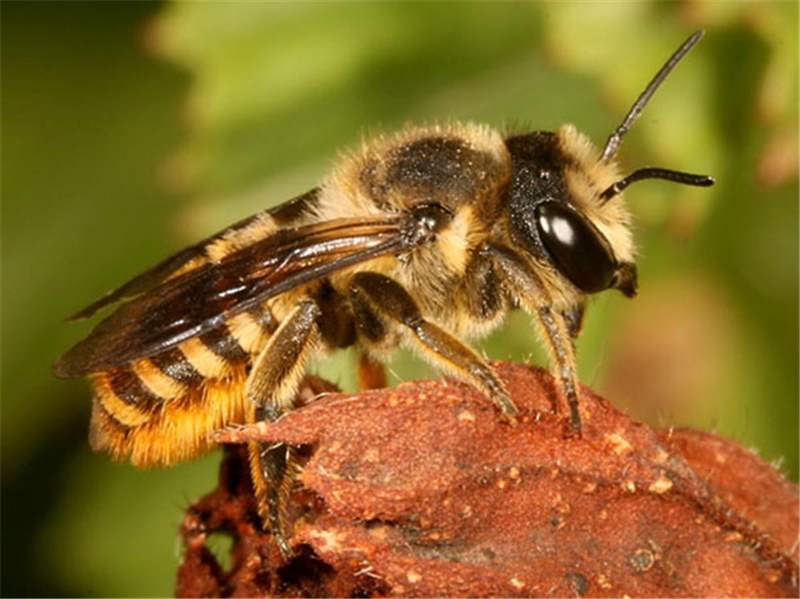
[244,299,321,558]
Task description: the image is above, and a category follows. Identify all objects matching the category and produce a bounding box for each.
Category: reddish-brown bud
[177,363,798,597]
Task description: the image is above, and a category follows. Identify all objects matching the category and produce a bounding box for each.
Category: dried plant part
[177,363,798,597]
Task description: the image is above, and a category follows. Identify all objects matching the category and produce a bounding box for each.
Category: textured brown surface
[176,363,799,597]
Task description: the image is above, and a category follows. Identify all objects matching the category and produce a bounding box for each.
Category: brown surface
[176,362,799,597]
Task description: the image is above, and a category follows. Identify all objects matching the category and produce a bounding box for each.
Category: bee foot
[214,421,271,444]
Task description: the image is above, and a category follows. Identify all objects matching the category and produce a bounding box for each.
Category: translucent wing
[68,188,320,321]
[54,215,406,377]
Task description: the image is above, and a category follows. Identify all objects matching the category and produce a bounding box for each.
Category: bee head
[503,30,714,300]
[503,130,638,298]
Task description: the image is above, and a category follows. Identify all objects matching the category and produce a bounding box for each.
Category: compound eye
[535,202,617,293]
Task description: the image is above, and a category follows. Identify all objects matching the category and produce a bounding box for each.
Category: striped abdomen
[89,305,278,467]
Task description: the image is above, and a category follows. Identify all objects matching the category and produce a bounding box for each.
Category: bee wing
[54,216,405,377]
[67,189,320,321]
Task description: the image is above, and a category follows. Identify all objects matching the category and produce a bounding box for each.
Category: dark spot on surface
[337,460,360,481]
[277,545,336,594]
[252,570,272,590]
[565,571,589,596]
[351,579,392,599]
[629,548,656,573]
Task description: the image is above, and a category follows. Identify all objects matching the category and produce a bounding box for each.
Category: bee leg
[487,244,583,432]
[244,299,321,559]
[536,306,583,432]
[349,271,518,417]
[561,302,586,348]
[357,352,387,390]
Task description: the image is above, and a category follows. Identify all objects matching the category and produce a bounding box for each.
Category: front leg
[561,301,586,349]
[536,305,582,431]
[245,298,320,558]
[349,271,518,417]
[486,244,584,431]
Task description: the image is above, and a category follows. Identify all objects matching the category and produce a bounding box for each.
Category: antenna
[600,167,714,203]
[600,30,705,162]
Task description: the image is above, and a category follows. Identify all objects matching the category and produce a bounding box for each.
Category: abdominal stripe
[149,306,277,386]
[199,325,249,362]
[150,348,204,386]
[107,365,162,406]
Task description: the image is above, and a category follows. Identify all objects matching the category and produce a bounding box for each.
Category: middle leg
[349,271,518,417]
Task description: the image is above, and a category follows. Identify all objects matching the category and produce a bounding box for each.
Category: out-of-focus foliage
[2,2,796,596]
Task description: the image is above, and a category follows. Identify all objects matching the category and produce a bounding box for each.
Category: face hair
[600,30,705,163]
[600,167,715,203]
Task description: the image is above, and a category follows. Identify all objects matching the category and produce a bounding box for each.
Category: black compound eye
[535,202,617,293]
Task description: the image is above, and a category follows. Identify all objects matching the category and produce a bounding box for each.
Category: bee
[55,31,714,556]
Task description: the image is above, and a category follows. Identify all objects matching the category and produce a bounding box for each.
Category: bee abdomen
[96,365,163,427]
[89,304,278,467]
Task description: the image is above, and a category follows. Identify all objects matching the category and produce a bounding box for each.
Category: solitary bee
[55,31,714,556]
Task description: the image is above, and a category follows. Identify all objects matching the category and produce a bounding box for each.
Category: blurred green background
[2,2,797,595]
